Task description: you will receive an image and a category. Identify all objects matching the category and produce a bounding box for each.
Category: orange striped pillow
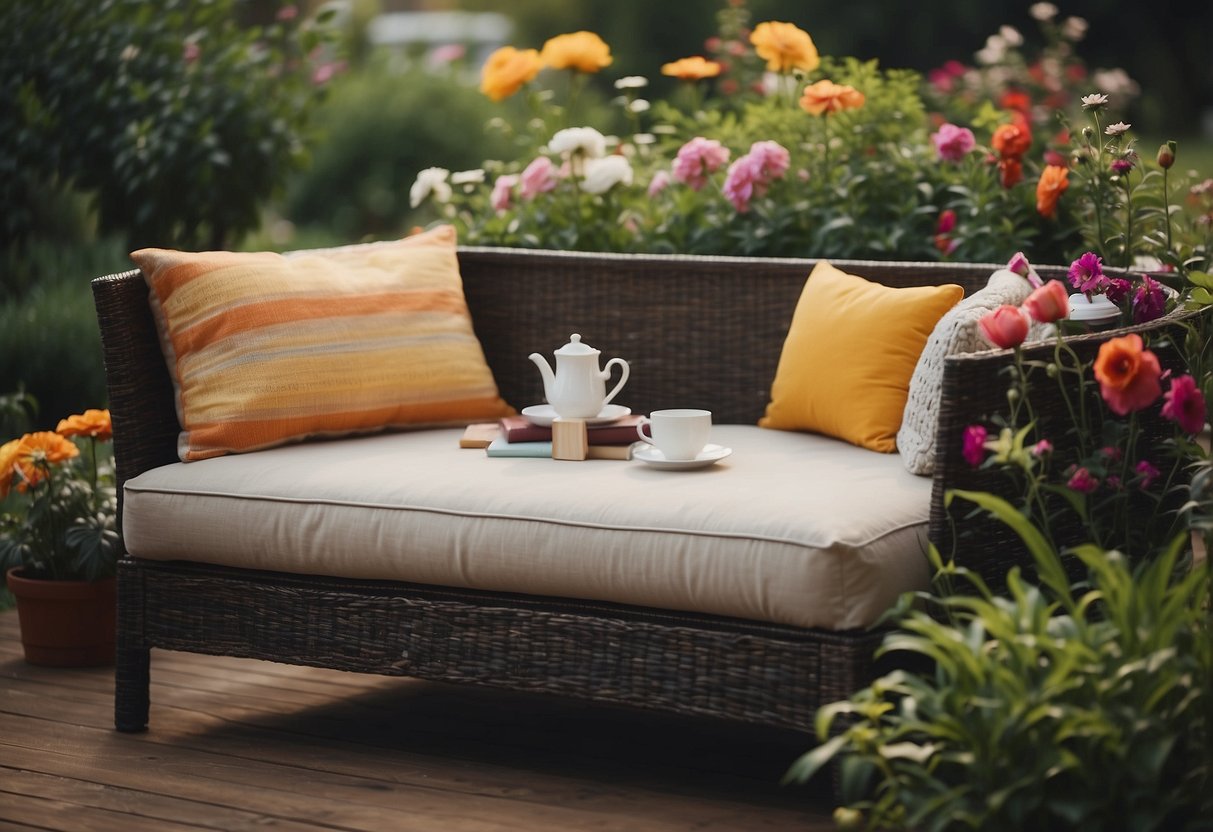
[132,225,513,461]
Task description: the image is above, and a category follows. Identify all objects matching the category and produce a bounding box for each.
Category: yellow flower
[540,31,612,74]
[799,79,865,115]
[479,45,543,102]
[750,21,819,73]
[56,408,113,441]
[660,56,723,81]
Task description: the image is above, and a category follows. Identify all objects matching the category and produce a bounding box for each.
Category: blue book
[485,437,552,458]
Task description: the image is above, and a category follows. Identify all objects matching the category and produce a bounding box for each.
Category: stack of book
[460,415,642,459]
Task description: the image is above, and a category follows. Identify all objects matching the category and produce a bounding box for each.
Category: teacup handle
[636,417,655,445]
[601,358,630,407]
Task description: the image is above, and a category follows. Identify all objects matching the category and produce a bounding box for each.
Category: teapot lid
[554,333,600,356]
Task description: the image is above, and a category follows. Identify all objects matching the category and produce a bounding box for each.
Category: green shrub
[283,61,514,241]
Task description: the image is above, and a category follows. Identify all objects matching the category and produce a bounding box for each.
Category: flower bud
[1081,126,1094,142]
[1007,387,1020,403]
[1157,140,1176,169]
[1047,362,1059,378]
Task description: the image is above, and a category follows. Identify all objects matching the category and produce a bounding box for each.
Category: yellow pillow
[132,225,513,461]
[759,261,963,452]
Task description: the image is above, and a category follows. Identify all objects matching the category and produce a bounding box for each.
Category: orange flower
[750,21,819,73]
[56,408,113,441]
[661,56,723,81]
[799,79,865,116]
[1036,164,1070,219]
[991,120,1032,160]
[1093,333,1163,416]
[539,31,612,74]
[11,431,79,490]
[0,438,20,499]
[999,158,1023,189]
[479,46,543,101]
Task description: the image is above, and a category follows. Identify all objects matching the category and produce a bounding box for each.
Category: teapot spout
[528,352,556,401]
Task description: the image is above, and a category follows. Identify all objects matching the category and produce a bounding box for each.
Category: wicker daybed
[92,247,1189,737]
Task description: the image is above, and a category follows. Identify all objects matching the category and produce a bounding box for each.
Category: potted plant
[1,408,120,666]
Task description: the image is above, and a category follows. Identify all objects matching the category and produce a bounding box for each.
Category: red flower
[991,119,1032,160]
[1161,374,1207,434]
[999,158,1023,188]
[1093,334,1163,416]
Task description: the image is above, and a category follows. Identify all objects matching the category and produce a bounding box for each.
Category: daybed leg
[114,560,149,732]
[115,645,150,732]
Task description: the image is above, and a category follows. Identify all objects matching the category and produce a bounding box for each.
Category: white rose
[409,167,451,208]
[548,127,607,159]
[580,155,633,195]
[450,169,486,186]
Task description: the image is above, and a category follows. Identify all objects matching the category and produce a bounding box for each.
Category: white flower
[975,35,1007,66]
[409,167,451,208]
[1092,68,1140,98]
[1105,121,1131,136]
[628,99,650,114]
[580,155,633,194]
[632,132,656,145]
[1061,16,1088,41]
[999,26,1023,47]
[450,169,486,186]
[1081,92,1109,109]
[1029,2,1058,21]
[614,75,648,90]
[548,127,607,159]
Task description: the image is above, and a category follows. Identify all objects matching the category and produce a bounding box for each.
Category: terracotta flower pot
[6,566,116,667]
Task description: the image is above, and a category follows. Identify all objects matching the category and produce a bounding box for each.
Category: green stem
[1091,112,1107,260]
[1163,165,1174,258]
[1123,174,1134,271]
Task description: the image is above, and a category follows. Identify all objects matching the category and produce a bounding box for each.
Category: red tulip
[978,305,1029,349]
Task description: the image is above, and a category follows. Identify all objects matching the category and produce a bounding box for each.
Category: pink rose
[1023,280,1069,323]
[978,305,1029,349]
[747,140,790,180]
[647,169,671,197]
[490,174,517,212]
[519,156,558,200]
[931,123,976,162]
[722,155,761,212]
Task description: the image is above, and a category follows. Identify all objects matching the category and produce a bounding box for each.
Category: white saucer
[521,403,631,427]
[633,443,732,470]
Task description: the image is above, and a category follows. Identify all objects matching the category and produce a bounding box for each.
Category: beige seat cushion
[121,425,933,630]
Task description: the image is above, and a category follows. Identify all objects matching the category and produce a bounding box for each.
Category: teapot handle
[601,358,630,407]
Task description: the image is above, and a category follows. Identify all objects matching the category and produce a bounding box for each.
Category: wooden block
[459,423,501,449]
[551,418,588,460]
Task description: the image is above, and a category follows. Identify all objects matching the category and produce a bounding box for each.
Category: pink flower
[1068,251,1107,295]
[978,305,1029,349]
[276,4,299,21]
[748,140,790,180]
[722,156,761,212]
[936,209,957,235]
[672,137,730,191]
[1007,251,1031,277]
[519,156,558,200]
[1132,274,1167,323]
[963,425,988,466]
[1135,459,1160,489]
[490,174,517,212]
[1023,280,1070,323]
[311,60,347,86]
[1105,277,1133,305]
[1161,374,1207,434]
[1110,157,1135,175]
[1067,466,1099,493]
[931,123,976,162]
[183,41,201,64]
[1031,439,1053,456]
[647,170,672,197]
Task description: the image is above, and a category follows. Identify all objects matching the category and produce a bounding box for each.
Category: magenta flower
[519,156,558,200]
[1105,277,1133,305]
[1135,460,1161,489]
[490,174,517,212]
[931,123,976,162]
[962,424,988,467]
[1132,274,1167,323]
[1007,251,1031,277]
[936,209,957,235]
[1067,466,1099,494]
[647,170,672,197]
[1162,374,1207,434]
[672,137,730,191]
[1110,157,1135,175]
[1068,251,1107,295]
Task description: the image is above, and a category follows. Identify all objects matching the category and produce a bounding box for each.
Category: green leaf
[782,733,849,785]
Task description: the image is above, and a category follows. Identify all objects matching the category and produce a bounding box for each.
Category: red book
[500,414,643,445]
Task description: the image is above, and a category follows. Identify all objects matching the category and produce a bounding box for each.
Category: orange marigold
[11,431,79,490]
[991,120,1032,159]
[540,31,612,74]
[1036,164,1070,219]
[479,45,543,101]
[799,79,865,116]
[56,408,113,441]
[661,56,723,81]
[0,438,20,499]
[750,21,819,73]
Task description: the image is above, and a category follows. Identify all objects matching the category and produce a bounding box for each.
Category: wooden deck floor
[0,611,837,831]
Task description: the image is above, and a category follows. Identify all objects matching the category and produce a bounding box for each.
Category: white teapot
[528,334,630,419]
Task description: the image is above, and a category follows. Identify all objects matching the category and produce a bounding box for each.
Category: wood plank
[0,610,835,831]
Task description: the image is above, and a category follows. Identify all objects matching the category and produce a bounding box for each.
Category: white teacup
[636,409,712,461]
